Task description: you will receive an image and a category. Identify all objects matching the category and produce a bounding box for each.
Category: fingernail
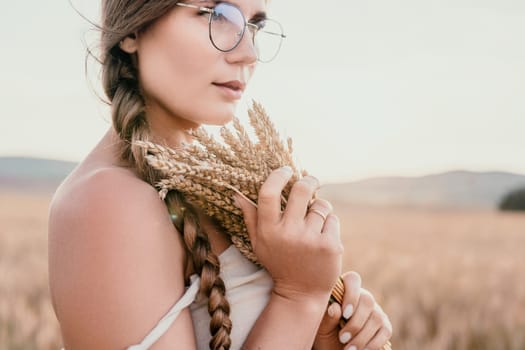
[343,304,354,319]
[327,303,338,318]
[280,166,292,174]
[339,332,352,344]
[348,346,357,350]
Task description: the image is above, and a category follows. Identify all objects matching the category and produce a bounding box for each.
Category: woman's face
[122,0,266,138]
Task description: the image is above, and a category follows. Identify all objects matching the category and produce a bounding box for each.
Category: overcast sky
[1,0,524,183]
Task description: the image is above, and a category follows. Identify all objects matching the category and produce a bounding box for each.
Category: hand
[234,166,344,303]
[313,272,392,350]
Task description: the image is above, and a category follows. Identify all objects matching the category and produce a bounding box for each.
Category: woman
[48,0,393,349]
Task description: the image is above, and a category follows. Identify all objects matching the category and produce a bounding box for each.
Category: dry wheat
[135,100,392,349]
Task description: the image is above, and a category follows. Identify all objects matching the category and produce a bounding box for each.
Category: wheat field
[1,192,524,349]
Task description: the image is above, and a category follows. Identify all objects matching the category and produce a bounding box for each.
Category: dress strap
[127,275,201,350]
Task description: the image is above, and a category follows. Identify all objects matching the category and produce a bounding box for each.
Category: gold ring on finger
[308,208,327,221]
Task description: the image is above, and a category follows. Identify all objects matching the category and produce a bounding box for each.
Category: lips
[212,80,246,92]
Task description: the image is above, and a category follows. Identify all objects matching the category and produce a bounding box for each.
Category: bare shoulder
[50,165,166,231]
[48,166,196,349]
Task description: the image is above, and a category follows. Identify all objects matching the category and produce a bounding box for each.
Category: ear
[119,33,138,54]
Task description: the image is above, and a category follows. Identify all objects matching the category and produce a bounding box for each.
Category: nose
[225,25,257,65]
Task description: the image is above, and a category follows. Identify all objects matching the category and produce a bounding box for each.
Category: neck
[145,100,199,149]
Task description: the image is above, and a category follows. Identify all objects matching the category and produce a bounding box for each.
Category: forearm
[242,292,328,350]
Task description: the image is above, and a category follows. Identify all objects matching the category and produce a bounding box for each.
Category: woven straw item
[135,100,391,349]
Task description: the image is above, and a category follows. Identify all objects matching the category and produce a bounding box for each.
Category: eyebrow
[197,0,268,22]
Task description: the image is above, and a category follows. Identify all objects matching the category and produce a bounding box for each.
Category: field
[1,192,524,349]
[336,203,525,349]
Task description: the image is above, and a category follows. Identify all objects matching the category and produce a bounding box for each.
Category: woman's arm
[241,292,328,349]
[235,167,344,349]
[48,168,197,349]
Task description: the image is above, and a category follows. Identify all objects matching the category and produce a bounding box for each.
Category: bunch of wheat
[135,100,392,350]
[135,100,302,264]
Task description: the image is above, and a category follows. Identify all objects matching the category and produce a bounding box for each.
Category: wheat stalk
[135,100,392,349]
[135,100,300,263]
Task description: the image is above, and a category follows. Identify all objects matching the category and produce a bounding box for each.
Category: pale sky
[1,0,524,183]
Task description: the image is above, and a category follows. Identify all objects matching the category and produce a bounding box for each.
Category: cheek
[139,25,211,98]
[135,16,240,126]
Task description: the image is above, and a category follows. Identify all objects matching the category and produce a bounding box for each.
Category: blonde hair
[98,1,232,348]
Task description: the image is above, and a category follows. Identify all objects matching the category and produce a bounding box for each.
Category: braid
[103,50,157,183]
[167,194,233,350]
[103,45,232,349]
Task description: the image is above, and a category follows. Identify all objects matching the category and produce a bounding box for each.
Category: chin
[201,106,236,126]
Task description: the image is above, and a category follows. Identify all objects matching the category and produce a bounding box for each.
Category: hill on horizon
[319,170,525,209]
[0,157,77,193]
[1,156,525,209]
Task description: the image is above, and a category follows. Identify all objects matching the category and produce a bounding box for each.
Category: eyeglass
[175,1,286,63]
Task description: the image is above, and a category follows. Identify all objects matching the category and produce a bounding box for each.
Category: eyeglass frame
[174,1,286,61]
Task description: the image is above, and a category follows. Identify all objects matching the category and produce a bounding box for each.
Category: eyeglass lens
[210,3,283,62]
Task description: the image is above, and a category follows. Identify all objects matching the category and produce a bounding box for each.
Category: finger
[341,272,362,322]
[283,175,320,221]
[257,166,294,224]
[305,198,332,232]
[343,288,375,339]
[233,194,258,247]
[364,326,393,350]
[320,214,343,251]
[316,302,342,338]
[344,311,382,350]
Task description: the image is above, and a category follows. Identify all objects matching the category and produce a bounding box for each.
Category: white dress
[127,245,273,350]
